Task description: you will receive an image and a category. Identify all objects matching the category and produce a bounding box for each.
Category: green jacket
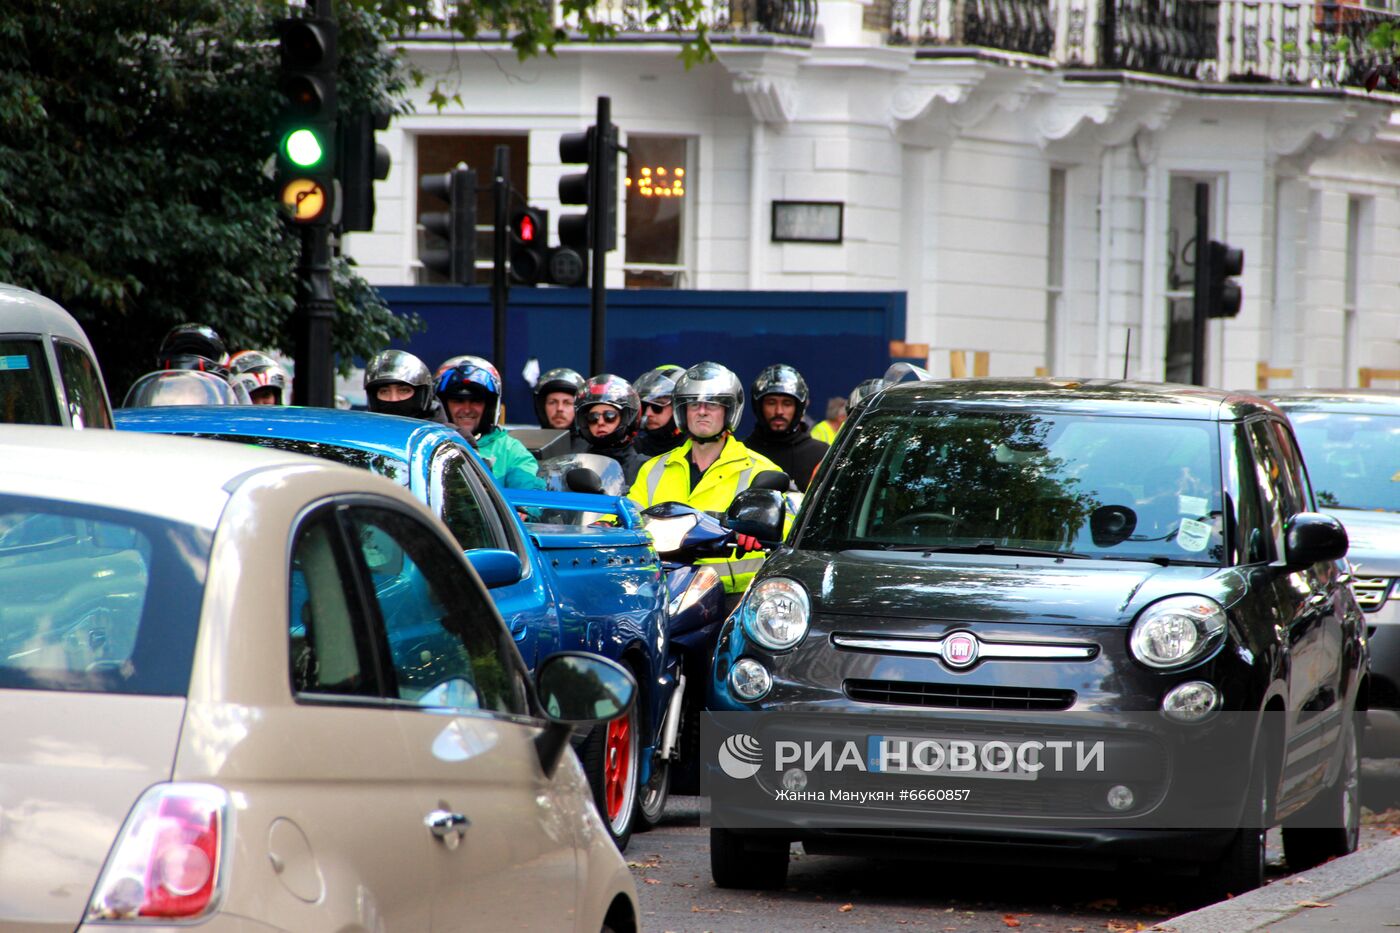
[477,428,546,490]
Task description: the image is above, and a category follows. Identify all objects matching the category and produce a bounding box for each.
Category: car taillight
[87,783,229,922]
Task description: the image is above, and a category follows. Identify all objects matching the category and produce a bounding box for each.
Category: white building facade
[347,0,1400,390]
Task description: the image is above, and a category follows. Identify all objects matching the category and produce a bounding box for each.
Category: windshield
[1288,411,1400,512]
[183,433,411,487]
[0,495,210,695]
[800,410,1225,564]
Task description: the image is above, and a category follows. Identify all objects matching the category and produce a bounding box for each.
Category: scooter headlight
[742,578,810,651]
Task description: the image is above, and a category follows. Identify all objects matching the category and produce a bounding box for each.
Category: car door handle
[425,809,470,840]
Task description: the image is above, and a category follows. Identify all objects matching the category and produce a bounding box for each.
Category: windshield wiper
[1099,555,1211,567]
[904,542,1090,559]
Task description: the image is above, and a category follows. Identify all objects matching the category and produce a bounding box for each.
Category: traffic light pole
[293,225,336,407]
[1190,182,1210,387]
[589,96,611,377]
[492,145,510,370]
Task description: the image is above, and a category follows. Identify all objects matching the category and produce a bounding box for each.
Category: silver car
[0,427,639,931]
[0,283,113,428]
[1268,389,1400,751]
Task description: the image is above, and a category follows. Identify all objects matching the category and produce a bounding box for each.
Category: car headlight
[742,577,810,651]
[1129,595,1227,669]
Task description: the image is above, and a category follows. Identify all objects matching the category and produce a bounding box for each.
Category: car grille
[1352,577,1393,612]
[845,679,1077,711]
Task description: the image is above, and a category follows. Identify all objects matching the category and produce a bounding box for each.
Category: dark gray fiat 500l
[707,380,1368,904]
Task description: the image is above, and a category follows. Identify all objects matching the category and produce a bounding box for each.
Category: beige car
[0,427,639,932]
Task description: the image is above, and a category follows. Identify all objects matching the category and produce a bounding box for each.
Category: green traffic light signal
[284,128,325,168]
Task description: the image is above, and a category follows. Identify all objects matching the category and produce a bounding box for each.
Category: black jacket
[634,424,685,459]
[743,422,829,492]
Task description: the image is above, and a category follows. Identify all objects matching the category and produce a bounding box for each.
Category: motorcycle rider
[576,374,646,489]
[810,396,847,445]
[629,361,783,594]
[632,364,686,458]
[227,350,290,405]
[155,323,230,378]
[743,364,828,493]
[364,350,449,423]
[436,355,508,427]
[533,367,590,452]
[436,361,545,489]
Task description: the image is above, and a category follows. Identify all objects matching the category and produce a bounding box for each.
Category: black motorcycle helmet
[156,323,229,378]
[533,367,586,428]
[750,364,810,435]
[364,350,434,418]
[575,374,641,449]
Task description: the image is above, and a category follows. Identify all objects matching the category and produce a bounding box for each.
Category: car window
[53,339,113,429]
[430,445,499,551]
[1269,420,1314,512]
[800,410,1224,564]
[0,338,60,425]
[1225,424,1272,564]
[1287,411,1400,512]
[1245,421,1287,560]
[460,448,530,563]
[0,495,209,695]
[288,510,380,698]
[344,505,527,716]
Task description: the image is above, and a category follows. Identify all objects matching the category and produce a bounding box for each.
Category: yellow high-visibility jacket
[630,435,782,593]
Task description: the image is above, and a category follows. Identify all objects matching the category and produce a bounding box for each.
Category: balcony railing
[565,0,818,40]
[882,0,1400,87]
[888,0,1056,55]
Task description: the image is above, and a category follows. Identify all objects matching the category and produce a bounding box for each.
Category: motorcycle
[637,477,791,805]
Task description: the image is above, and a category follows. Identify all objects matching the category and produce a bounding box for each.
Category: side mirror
[465,548,524,588]
[533,652,637,778]
[1283,512,1348,570]
[727,488,785,545]
[748,470,791,492]
[564,467,605,495]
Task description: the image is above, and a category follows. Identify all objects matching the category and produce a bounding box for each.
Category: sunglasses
[643,401,671,415]
[586,409,621,424]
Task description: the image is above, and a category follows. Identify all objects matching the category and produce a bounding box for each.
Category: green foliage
[363,0,713,67]
[0,0,418,397]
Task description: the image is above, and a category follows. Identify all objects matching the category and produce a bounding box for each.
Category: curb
[1160,835,1400,933]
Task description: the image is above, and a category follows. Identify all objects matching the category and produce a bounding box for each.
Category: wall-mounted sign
[771,200,843,244]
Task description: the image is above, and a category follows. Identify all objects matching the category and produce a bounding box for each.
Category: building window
[1343,195,1372,386]
[1045,168,1067,374]
[624,135,690,288]
[416,134,528,285]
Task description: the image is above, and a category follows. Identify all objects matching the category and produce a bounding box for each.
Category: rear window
[0,338,60,425]
[0,496,211,695]
[181,434,410,487]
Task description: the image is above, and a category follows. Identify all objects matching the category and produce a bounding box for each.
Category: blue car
[116,405,676,850]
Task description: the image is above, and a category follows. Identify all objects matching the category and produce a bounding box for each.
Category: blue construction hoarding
[375,286,909,436]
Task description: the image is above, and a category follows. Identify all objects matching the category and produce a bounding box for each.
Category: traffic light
[420,166,477,284]
[1206,240,1244,318]
[557,121,619,253]
[508,208,588,287]
[509,207,549,285]
[338,110,392,232]
[275,15,338,226]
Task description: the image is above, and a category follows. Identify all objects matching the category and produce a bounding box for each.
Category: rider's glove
[735,533,763,553]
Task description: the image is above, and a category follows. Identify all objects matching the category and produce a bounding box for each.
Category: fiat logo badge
[941,631,980,668]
